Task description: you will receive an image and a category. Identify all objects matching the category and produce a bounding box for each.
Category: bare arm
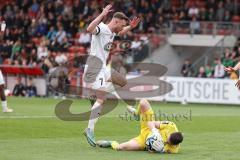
[86,5,112,34]
[225,62,240,72]
[233,63,240,89]
[147,121,162,138]
[147,121,165,153]
[225,62,240,89]
[118,26,132,36]
[118,17,140,36]
[154,121,161,129]
[86,14,105,34]
[147,121,157,130]
[233,62,240,70]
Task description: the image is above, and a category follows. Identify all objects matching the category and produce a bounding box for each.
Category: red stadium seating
[232,16,240,23]
[0,66,44,76]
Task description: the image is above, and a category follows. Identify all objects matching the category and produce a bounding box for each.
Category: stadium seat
[232,16,240,23]
[0,66,44,76]
[77,47,86,53]
[32,38,41,45]
[217,29,232,35]
[171,0,180,7]
[198,1,206,8]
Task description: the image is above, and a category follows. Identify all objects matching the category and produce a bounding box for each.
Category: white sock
[2,101,7,111]
[127,105,137,114]
[88,101,103,131]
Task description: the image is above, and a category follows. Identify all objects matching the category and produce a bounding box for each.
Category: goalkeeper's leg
[97,139,142,151]
[127,99,152,116]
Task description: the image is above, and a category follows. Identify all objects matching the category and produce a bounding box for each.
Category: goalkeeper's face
[168,132,183,145]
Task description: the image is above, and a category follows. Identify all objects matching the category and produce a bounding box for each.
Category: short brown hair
[113,12,130,23]
[169,132,183,145]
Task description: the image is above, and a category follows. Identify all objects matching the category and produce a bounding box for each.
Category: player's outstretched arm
[154,121,161,129]
[225,62,240,72]
[86,4,113,34]
[118,17,140,36]
[225,62,240,89]
[234,62,240,70]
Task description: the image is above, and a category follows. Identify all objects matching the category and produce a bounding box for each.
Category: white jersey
[90,22,116,67]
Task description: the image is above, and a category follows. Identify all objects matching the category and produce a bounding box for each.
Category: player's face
[115,19,127,32]
[167,136,171,144]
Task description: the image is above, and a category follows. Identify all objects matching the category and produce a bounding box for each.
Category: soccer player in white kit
[0,70,13,113]
[0,20,13,113]
[83,4,140,147]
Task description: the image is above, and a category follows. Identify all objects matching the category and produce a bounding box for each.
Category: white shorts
[0,70,5,85]
[83,65,111,90]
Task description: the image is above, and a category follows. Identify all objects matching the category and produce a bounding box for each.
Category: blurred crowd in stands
[181,38,240,79]
[0,0,169,75]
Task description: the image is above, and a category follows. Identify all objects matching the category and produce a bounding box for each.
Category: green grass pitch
[0,97,240,160]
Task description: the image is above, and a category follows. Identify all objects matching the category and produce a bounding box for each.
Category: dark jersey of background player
[13,77,25,97]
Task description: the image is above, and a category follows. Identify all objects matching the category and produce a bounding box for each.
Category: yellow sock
[111,141,119,150]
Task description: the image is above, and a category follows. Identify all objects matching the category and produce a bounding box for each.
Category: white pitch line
[0,115,56,119]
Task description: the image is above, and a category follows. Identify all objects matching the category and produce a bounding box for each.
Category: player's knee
[139,99,150,112]
[96,99,104,104]
[118,77,127,87]
[139,99,149,107]
[111,71,127,87]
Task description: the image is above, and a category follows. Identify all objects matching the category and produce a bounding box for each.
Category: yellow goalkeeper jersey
[159,121,180,153]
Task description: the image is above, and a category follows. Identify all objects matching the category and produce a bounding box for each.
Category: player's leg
[83,69,107,147]
[127,99,152,116]
[83,56,103,105]
[137,99,157,132]
[84,89,106,146]
[128,99,156,134]
[138,99,152,113]
[84,96,104,145]
[87,90,105,130]
[97,139,143,151]
[84,67,123,146]
[115,139,143,151]
[0,84,9,112]
[110,69,127,87]
[97,100,153,151]
[0,71,13,113]
[104,68,127,93]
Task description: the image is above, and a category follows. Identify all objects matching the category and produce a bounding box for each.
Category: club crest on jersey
[103,40,132,53]
[104,42,113,51]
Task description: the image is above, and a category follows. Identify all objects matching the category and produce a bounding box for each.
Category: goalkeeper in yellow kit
[97,99,183,153]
